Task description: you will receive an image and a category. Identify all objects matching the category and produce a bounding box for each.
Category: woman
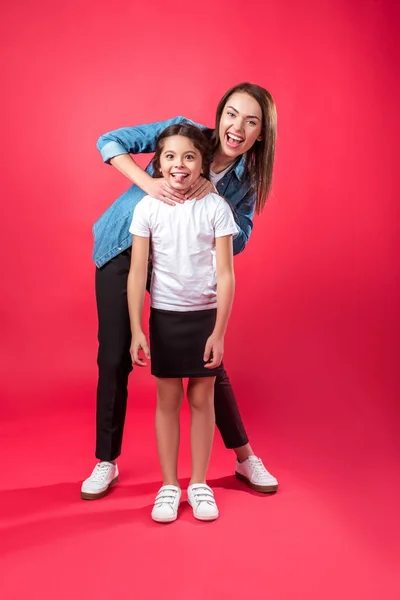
[81,82,279,500]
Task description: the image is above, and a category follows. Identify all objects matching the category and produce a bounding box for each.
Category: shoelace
[249,458,272,480]
[191,486,216,506]
[90,463,113,483]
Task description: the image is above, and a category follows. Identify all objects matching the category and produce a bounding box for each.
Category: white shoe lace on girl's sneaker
[151,485,181,523]
[81,462,119,500]
[235,455,278,493]
[187,484,219,521]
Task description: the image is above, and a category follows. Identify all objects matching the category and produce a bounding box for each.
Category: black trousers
[95,249,249,461]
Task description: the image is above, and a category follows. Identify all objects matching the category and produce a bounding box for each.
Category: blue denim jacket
[93,116,255,267]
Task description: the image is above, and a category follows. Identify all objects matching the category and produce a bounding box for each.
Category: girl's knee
[157,394,182,411]
[188,378,215,411]
[189,397,213,412]
[156,380,183,412]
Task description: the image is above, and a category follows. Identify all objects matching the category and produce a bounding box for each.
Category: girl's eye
[185,154,195,160]
[165,153,174,159]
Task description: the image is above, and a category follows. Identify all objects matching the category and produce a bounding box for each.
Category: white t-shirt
[210,165,232,186]
[129,192,238,311]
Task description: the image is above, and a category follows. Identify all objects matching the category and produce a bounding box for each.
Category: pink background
[1,0,399,597]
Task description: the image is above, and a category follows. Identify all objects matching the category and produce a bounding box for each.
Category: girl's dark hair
[212,82,277,213]
[152,124,211,179]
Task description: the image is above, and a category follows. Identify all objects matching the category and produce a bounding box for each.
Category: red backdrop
[1,0,399,575]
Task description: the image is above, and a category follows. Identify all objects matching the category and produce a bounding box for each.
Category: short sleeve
[129,197,151,237]
[213,195,239,238]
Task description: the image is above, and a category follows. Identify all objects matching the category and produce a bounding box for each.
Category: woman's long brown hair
[212,82,277,214]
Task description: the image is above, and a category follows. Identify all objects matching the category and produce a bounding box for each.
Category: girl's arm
[127,235,151,366]
[204,235,235,369]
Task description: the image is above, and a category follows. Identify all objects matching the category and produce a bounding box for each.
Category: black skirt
[149,307,223,378]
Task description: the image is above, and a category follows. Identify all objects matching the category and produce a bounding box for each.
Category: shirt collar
[211,153,247,182]
[233,154,246,181]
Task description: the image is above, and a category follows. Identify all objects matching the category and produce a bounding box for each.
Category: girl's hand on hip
[185,176,216,200]
[204,335,224,369]
[130,331,151,367]
[147,178,185,206]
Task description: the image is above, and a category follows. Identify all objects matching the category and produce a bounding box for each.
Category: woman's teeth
[226,133,243,147]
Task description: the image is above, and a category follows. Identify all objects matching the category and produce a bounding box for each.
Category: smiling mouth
[226,133,244,148]
[171,172,189,183]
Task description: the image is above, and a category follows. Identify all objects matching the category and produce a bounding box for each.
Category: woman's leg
[187,377,216,484]
[155,378,184,486]
[214,365,251,456]
[81,250,133,500]
[214,365,278,492]
[95,249,133,461]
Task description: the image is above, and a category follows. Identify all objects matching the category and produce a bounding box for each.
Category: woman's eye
[248,120,257,126]
[165,154,174,159]
[185,154,194,160]
[227,112,235,117]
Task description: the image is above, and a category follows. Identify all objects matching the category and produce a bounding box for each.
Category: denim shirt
[93,116,255,268]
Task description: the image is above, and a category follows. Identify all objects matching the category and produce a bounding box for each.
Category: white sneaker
[235,455,278,493]
[187,484,219,521]
[81,462,119,500]
[151,485,181,523]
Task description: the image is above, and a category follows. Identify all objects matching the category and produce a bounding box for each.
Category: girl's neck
[211,148,237,174]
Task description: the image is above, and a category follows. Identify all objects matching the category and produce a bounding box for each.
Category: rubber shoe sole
[151,511,178,524]
[235,471,278,493]
[81,475,119,500]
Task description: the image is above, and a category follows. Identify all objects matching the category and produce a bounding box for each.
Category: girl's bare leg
[155,378,184,486]
[187,377,216,484]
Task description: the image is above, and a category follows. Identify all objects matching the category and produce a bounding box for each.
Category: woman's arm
[109,153,159,197]
[97,116,204,204]
[232,189,256,256]
[204,235,235,369]
[127,235,151,366]
[97,116,194,160]
[111,154,186,205]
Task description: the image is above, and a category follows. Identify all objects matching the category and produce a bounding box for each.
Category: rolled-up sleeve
[97,116,200,163]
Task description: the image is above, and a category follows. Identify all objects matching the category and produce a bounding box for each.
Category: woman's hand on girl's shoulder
[146,178,186,206]
[185,176,217,201]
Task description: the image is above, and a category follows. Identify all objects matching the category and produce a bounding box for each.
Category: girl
[81,83,278,501]
[128,124,237,522]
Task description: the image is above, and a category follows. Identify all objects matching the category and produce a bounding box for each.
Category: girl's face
[159,135,203,192]
[218,92,263,159]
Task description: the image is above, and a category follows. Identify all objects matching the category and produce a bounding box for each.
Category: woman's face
[218,92,263,159]
[159,135,203,192]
